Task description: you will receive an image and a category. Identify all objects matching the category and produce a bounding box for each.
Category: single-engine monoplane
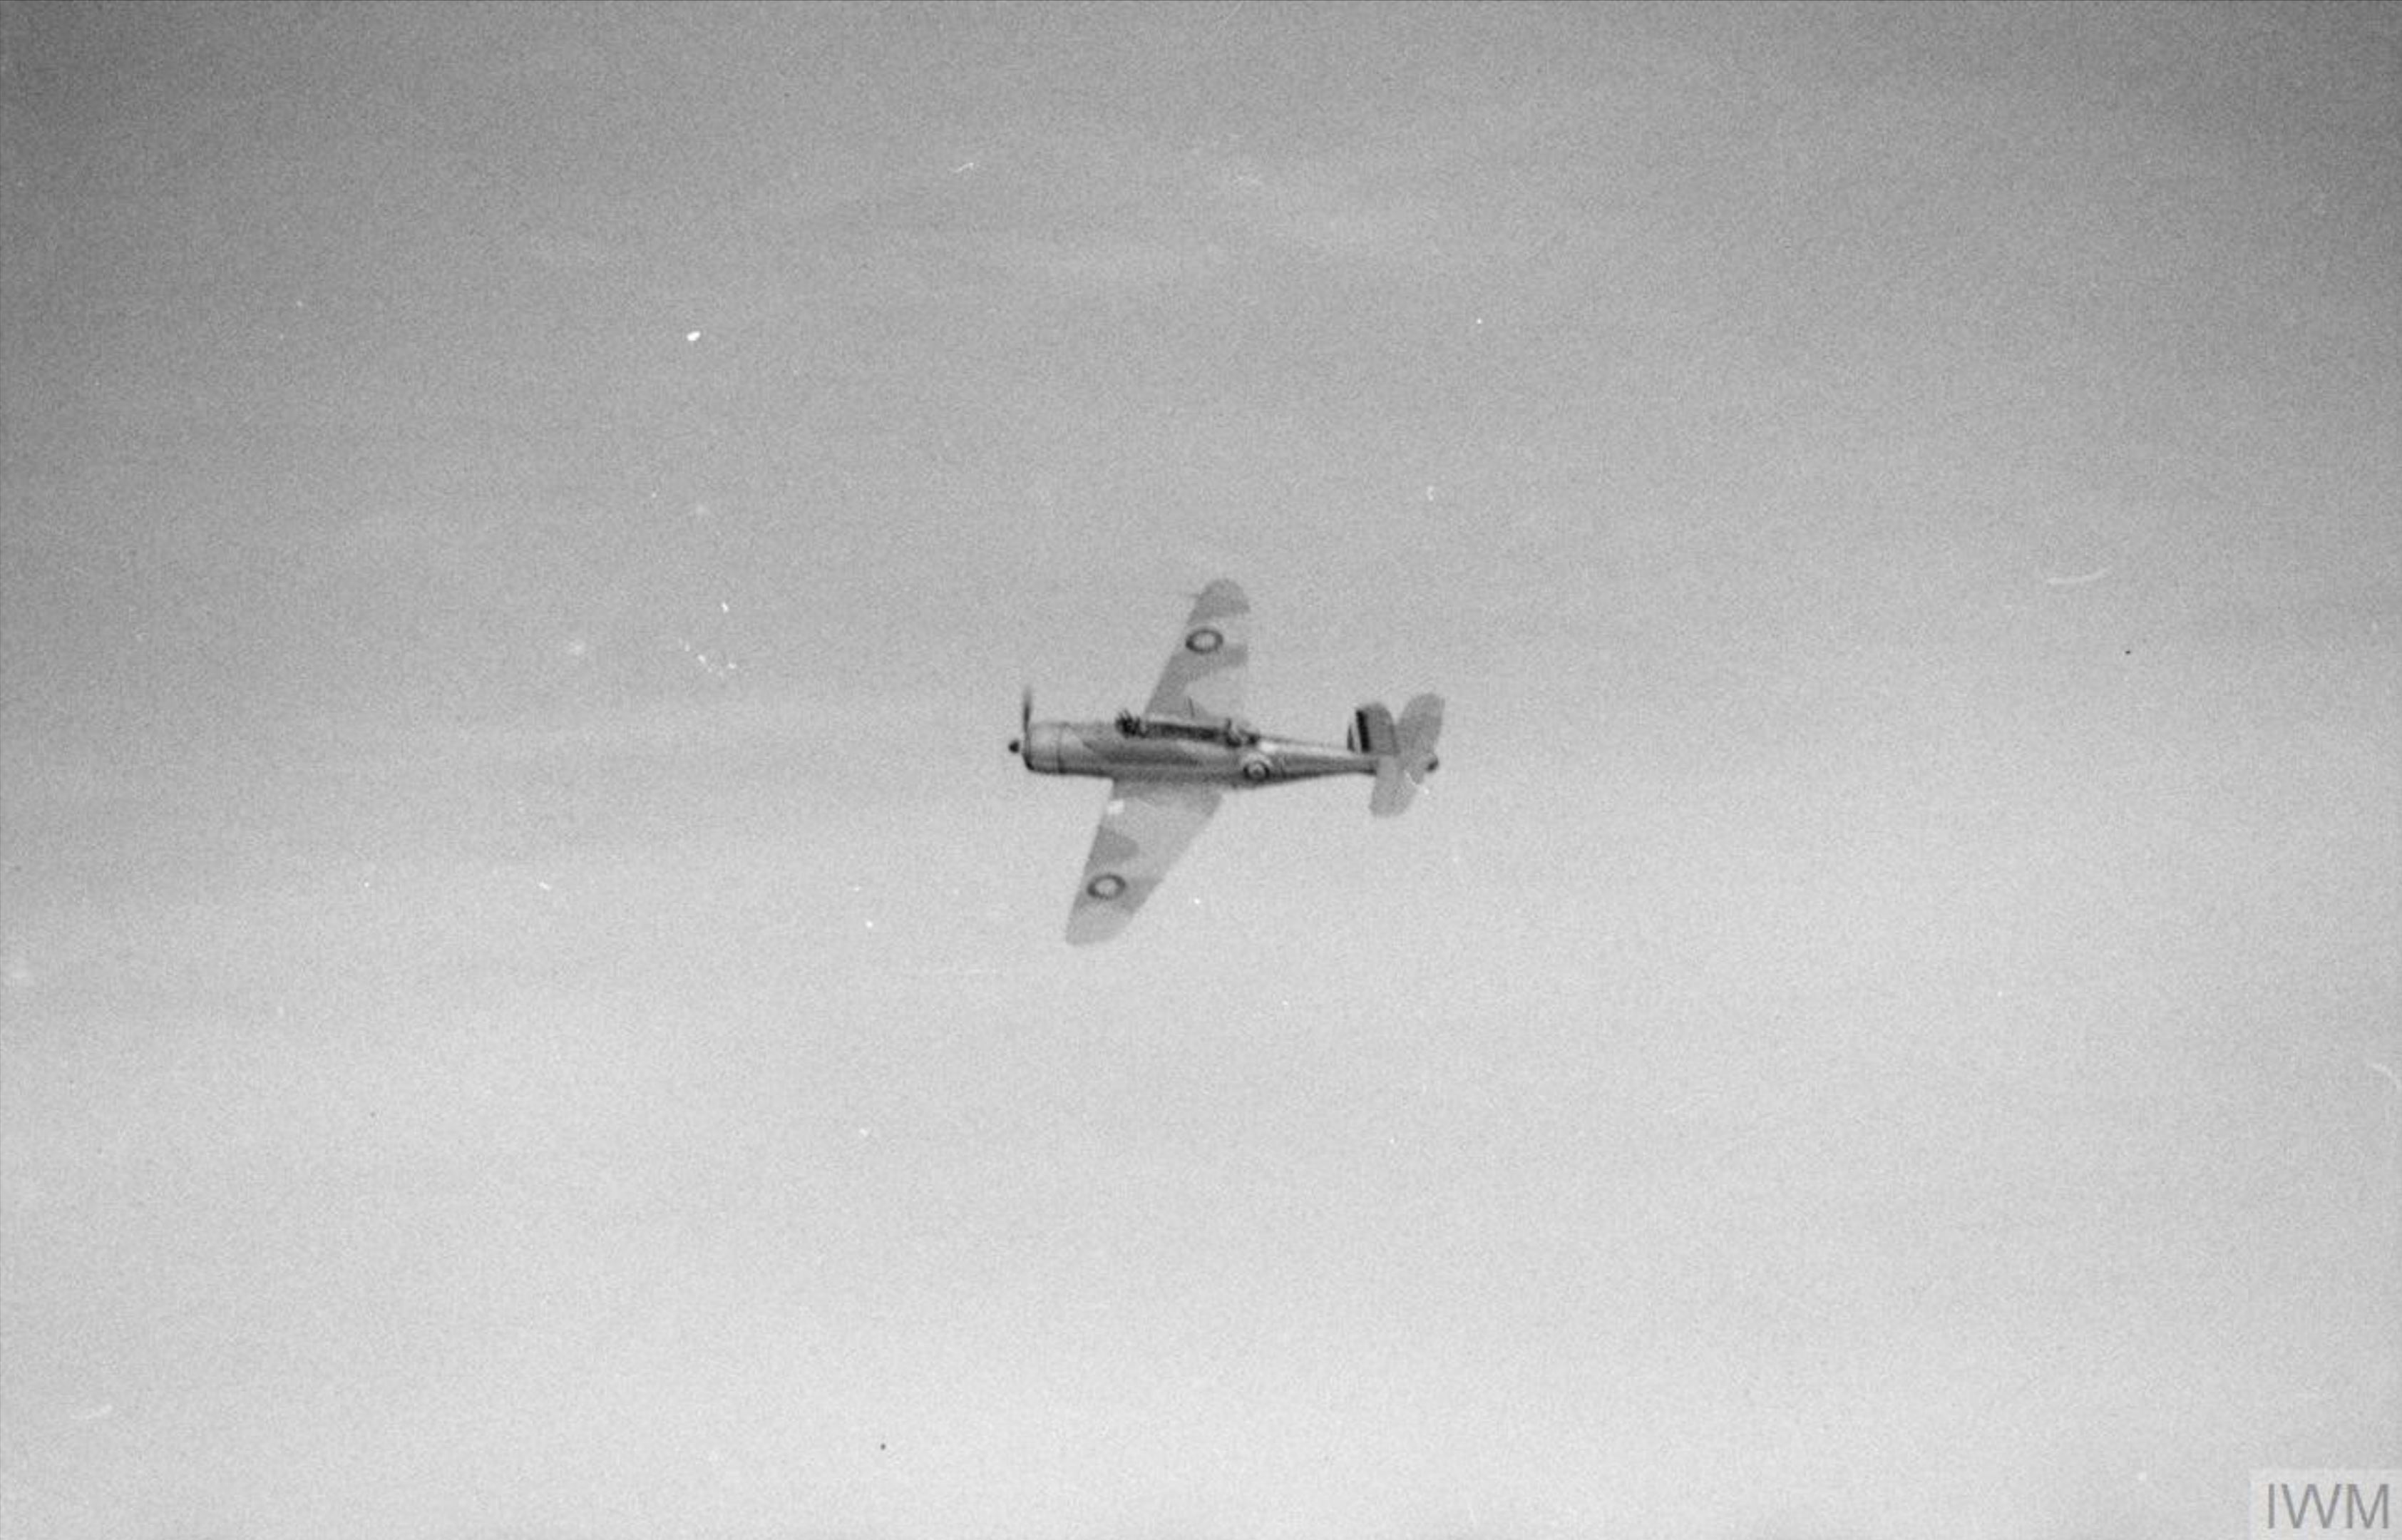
[1010,580,1442,943]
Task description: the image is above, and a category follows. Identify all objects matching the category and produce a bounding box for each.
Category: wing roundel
[1143,580,1249,722]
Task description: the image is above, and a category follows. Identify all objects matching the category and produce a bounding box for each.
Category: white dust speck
[684,330,702,343]
[2043,565,2112,587]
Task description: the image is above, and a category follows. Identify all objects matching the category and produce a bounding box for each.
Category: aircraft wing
[1065,781,1222,945]
[1143,579,1249,721]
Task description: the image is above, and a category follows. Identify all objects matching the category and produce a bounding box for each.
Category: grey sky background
[2,3,2395,1537]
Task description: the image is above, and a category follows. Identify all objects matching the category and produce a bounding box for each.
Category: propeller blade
[1008,686,1032,757]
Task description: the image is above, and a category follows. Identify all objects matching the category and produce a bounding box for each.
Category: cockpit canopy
[1114,709,1258,746]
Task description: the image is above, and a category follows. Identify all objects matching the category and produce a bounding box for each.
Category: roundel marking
[1184,627,1223,654]
[1241,756,1273,782]
[1086,873,1128,900]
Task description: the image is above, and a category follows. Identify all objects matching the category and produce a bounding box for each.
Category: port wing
[1065,781,1222,945]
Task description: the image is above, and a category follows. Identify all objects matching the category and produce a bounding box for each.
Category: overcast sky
[3,4,2396,1538]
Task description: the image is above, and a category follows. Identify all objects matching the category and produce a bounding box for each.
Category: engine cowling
[1022,722,1069,773]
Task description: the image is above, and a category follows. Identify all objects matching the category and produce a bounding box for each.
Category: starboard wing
[1143,579,1249,722]
[1065,781,1222,945]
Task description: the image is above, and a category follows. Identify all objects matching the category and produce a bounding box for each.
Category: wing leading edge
[1065,781,1222,945]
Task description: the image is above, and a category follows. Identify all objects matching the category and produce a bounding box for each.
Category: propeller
[1007,686,1031,756]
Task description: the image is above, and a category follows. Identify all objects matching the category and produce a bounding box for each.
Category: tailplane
[1362,693,1443,817]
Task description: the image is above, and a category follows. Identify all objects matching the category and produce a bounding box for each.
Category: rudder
[1348,703,1397,757]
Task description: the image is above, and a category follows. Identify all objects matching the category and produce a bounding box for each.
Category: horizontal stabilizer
[1397,694,1443,770]
[1370,692,1443,818]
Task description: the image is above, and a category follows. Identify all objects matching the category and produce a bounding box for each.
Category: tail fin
[1367,693,1444,817]
[1348,703,1397,756]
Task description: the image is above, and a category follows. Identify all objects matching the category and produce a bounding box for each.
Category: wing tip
[1191,578,1248,617]
[1064,908,1129,945]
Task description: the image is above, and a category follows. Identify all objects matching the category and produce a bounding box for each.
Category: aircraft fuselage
[1020,715,1375,787]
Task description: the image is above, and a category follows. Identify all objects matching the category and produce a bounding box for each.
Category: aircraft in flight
[1009,580,1443,944]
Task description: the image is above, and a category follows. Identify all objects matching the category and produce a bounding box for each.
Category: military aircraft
[1010,580,1443,943]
